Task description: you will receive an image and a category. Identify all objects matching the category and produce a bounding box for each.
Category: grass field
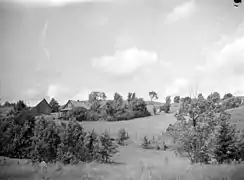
[1,112,244,180]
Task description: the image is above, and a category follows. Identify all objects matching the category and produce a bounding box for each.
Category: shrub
[96,130,118,163]
[30,118,61,163]
[141,136,150,149]
[0,113,35,159]
[213,113,239,163]
[117,128,129,145]
[160,104,170,113]
[57,121,89,164]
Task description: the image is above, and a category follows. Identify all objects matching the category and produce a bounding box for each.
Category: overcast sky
[0,0,244,105]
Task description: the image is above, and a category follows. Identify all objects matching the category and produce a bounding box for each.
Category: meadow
[1,111,244,180]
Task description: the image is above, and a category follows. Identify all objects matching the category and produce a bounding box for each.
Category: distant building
[31,98,52,116]
[61,100,90,111]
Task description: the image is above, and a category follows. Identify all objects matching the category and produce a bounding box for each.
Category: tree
[30,118,61,163]
[214,113,239,163]
[223,93,233,100]
[149,91,158,104]
[165,96,171,105]
[113,92,124,113]
[49,98,60,113]
[97,130,118,163]
[127,92,136,110]
[173,96,180,103]
[15,100,27,112]
[89,92,107,102]
[207,92,220,103]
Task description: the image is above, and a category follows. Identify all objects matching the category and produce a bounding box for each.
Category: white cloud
[92,47,158,76]
[164,78,189,97]
[47,84,71,103]
[196,35,244,96]
[5,0,112,7]
[165,0,196,24]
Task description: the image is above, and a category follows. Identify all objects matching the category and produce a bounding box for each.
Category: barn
[31,98,52,116]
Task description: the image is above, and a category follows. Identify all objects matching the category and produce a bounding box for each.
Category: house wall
[66,103,73,109]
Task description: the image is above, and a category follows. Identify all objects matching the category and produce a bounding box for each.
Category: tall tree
[15,100,27,112]
[223,93,233,100]
[149,91,158,104]
[165,96,171,105]
[127,92,136,110]
[49,98,60,112]
[89,92,107,102]
[173,96,180,103]
[207,92,220,103]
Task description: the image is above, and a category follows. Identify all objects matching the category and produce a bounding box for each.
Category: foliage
[89,91,107,102]
[167,93,244,164]
[174,96,180,103]
[213,113,239,164]
[160,103,170,113]
[223,93,233,100]
[66,107,88,122]
[117,128,129,145]
[222,97,242,110]
[149,91,158,104]
[207,92,220,103]
[165,96,171,105]
[49,98,60,113]
[0,113,35,159]
[97,130,118,163]
[0,114,118,164]
[30,118,61,163]
[15,100,27,112]
[141,136,150,149]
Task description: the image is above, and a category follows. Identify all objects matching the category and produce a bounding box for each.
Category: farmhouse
[31,98,52,116]
[61,100,90,111]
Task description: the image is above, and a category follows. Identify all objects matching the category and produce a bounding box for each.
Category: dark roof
[62,100,90,110]
[31,98,52,115]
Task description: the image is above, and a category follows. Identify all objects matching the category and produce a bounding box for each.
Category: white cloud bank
[92,47,159,76]
[196,35,244,96]
[165,0,196,24]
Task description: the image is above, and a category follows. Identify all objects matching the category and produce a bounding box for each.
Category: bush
[117,128,129,145]
[96,131,118,163]
[30,118,61,163]
[0,113,35,159]
[160,104,170,113]
[213,113,239,163]
[141,136,151,149]
[0,114,119,165]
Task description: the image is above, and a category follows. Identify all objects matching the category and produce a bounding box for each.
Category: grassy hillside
[226,106,244,130]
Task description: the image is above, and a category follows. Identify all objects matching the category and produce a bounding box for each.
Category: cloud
[47,84,71,103]
[5,0,112,7]
[164,78,189,97]
[92,47,158,76]
[165,0,196,24]
[197,36,244,77]
[196,35,244,95]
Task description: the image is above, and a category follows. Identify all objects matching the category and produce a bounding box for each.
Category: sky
[0,0,244,106]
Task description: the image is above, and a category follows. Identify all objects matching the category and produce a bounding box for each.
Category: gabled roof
[63,100,90,110]
[30,98,52,115]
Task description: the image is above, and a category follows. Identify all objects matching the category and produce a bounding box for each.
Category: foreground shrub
[30,118,61,163]
[0,112,35,159]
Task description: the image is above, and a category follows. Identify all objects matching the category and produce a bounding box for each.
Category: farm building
[31,98,52,116]
[61,100,90,111]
